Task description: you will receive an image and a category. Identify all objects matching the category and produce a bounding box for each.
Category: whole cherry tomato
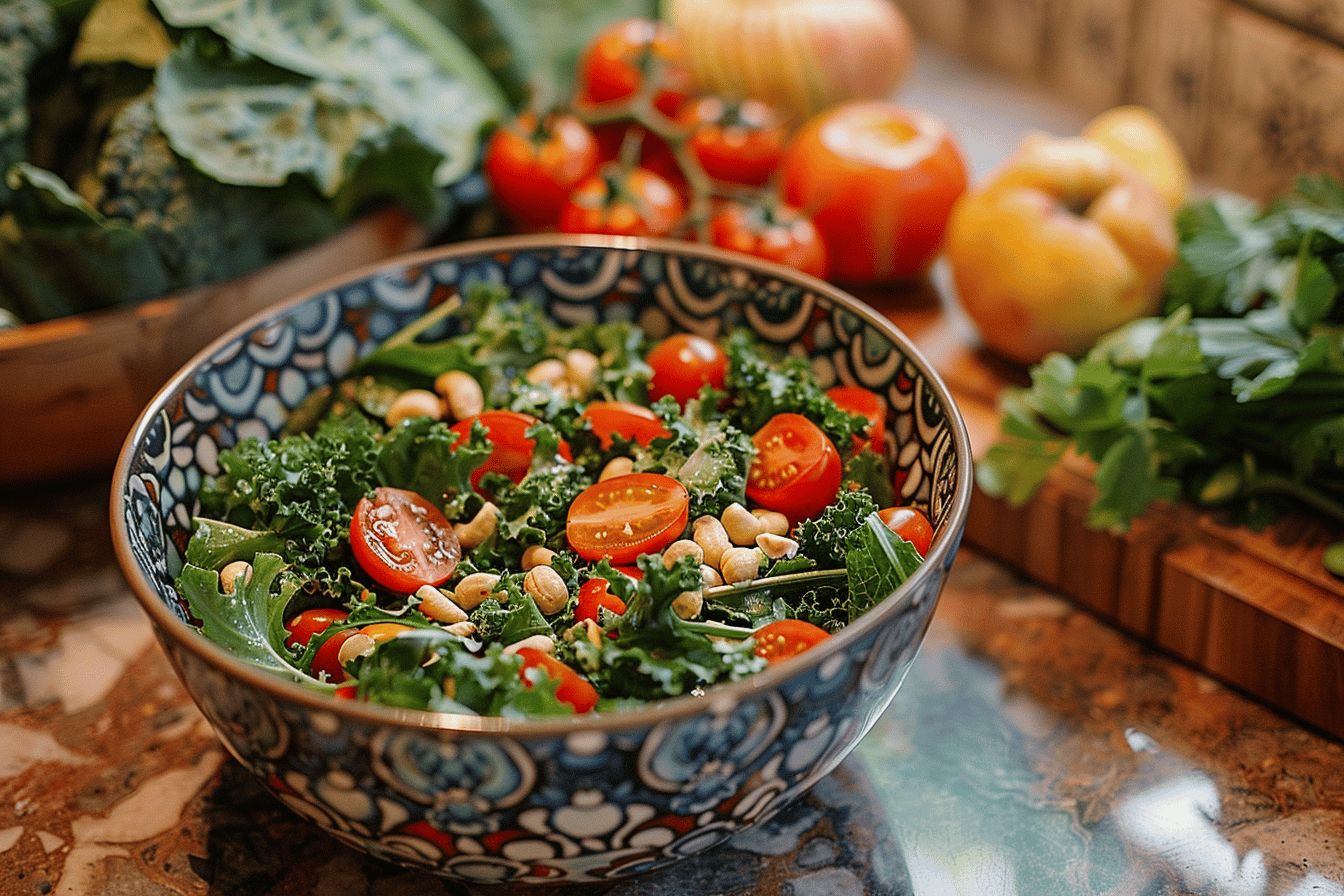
[681,97,787,187]
[451,411,571,490]
[484,111,599,228]
[876,506,933,556]
[825,385,886,453]
[646,333,727,405]
[350,488,461,594]
[284,608,351,650]
[311,629,358,683]
[747,413,842,522]
[517,647,600,713]
[566,473,690,563]
[753,619,831,664]
[709,201,829,279]
[558,167,685,237]
[580,401,671,448]
[575,578,628,624]
[781,102,968,281]
[577,18,691,118]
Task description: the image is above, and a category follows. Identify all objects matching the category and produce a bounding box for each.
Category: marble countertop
[1,479,1341,895]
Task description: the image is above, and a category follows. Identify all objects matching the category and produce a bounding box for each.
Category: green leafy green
[982,175,1344,530]
[725,330,868,448]
[634,392,755,518]
[844,513,924,619]
[178,552,319,685]
[376,417,490,517]
[794,486,878,569]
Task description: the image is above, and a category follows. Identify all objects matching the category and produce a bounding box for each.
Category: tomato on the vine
[646,333,727,405]
[681,97,787,187]
[877,506,933,556]
[284,608,350,650]
[451,411,571,489]
[577,18,691,119]
[350,487,461,593]
[517,647,600,713]
[781,102,968,281]
[484,111,599,228]
[566,473,690,563]
[747,413,842,522]
[709,201,829,279]
[580,401,671,448]
[826,385,886,453]
[558,167,685,237]
[575,578,628,624]
[753,619,831,664]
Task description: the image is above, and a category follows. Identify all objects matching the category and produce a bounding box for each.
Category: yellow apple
[945,134,1177,365]
[1081,105,1190,211]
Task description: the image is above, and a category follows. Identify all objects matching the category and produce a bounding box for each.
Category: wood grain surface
[0,209,427,486]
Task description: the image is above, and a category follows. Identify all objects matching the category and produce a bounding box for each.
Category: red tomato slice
[646,334,727,405]
[575,578,628,624]
[311,629,358,683]
[334,685,359,700]
[826,385,887,453]
[451,411,572,489]
[746,414,842,522]
[580,401,671,449]
[566,473,689,563]
[284,608,351,650]
[517,647,600,713]
[350,487,461,593]
[753,619,831,664]
[876,506,933,556]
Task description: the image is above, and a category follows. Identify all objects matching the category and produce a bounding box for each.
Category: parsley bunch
[979,176,1344,530]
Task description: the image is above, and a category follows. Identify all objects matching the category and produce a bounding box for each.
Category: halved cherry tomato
[826,385,887,453]
[517,647,600,713]
[484,111,599,228]
[615,565,644,580]
[334,685,359,700]
[284,608,351,650]
[350,487,461,593]
[877,506,933,556]
[709,200,829,279]
[558,167,685,237]
[311,629,357,683]
[747,414,842,522]
[576,578,628,624]
[753,619,831,664]
[781,102,968,281]
[566,473,689,563]
[646,333,727,405]
[313,622,416,684]
[576,18,691,119]
[451,411,571,490]
[580,401,671,448]
[681,97,787,187]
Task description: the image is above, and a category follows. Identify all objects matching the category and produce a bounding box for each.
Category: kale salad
[178,286,933,717]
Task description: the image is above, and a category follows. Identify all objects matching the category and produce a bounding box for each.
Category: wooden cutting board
[871,280,1344,741]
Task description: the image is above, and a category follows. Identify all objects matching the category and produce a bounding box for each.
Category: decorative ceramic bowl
[110,235,972,886]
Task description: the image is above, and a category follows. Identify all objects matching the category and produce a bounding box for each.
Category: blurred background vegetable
[946,117,1181,364]
[666,0,914,119]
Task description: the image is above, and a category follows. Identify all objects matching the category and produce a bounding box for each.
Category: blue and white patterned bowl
[110,236,972,885]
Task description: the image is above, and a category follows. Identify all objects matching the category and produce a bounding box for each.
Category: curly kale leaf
[583,554,764,701]
[352,631,572,716]
[467,595,551,645]
[725,330,868,447]
[794,486,878,569]
[196,414,381,568]
[635,392,755,519]
[376,416,491,518]
[0,0,60,207]
[843,449,895,507]
[0,162,171,321]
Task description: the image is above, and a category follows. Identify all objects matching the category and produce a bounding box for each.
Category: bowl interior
[118,237,966,676]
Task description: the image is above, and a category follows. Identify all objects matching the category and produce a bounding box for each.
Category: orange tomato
[780,102,967,281]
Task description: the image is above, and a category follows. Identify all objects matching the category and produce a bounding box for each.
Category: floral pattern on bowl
[112,235,972,884]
